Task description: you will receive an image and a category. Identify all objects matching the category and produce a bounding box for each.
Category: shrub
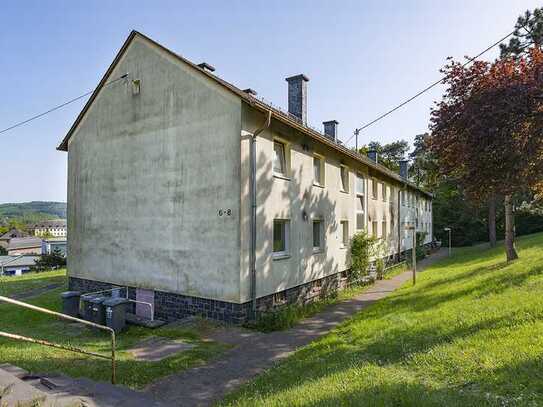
[350,231,378,280]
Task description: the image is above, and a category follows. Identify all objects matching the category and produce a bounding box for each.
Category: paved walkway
[147,249,448,406]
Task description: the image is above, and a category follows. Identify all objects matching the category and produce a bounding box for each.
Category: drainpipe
[249,110,272,318]
[397,188,401,260]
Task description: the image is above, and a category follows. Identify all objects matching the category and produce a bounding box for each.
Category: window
[372,179,378,199]
[340,165,349,192]
[313,220,323,252]
[273,141,287,176]
[382,183,387,202]
[371,220,378,238]
[356,173,365,195]
[340,221,349,248]
[356,196,365,231]
[401,190,406,206]
[313,155,324,186]
[273,219,289,256]
[382,219,387,238]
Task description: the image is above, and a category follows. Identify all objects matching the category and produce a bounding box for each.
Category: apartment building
[59,31,432,323]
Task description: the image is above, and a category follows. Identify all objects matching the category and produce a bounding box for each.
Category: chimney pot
[285,74,309,124]
[368,150,378,163]
[399,160,409,178]
[197,62,216,72]
[323,120,339,142]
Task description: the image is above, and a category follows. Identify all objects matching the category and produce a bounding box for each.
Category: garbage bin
[88,295,106,325]
[103,297,129,333]
[80,293,98,321]
[60,291,81,317]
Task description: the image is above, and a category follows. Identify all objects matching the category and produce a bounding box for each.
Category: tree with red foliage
[430,48,543,261]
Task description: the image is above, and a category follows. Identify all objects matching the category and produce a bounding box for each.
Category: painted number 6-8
[218,209,232,217]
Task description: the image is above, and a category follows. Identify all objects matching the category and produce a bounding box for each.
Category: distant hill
[0,201,67,226]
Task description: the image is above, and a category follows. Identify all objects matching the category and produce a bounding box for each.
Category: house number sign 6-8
[218,209,232,217]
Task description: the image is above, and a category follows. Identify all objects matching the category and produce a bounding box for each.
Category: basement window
[273,219,289,257]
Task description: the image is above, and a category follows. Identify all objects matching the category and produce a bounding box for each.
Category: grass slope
[0,272,227,389]
[0,270,67,297]
[222,233,543,406]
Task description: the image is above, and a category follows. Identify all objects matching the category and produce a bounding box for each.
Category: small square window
[313,220,323,252]
[340,221,349,248]
[273,219,289,256]
[313,155,324,186]
[372,179,378,200]
[273,141,287,176]
[340,165,349,192]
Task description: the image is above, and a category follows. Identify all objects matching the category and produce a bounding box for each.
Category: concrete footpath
[147,249,448,406]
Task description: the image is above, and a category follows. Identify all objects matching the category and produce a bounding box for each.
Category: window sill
[313,183,324,189]
[273,173,291,181]
[339,245,348,250]
[272,253,291,261]
[312,248,324,255]
[340,189,350,194]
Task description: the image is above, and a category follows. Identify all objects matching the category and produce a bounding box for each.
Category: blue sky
[1,0,540,203]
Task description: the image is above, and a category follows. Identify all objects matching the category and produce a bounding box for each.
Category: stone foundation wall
[69,271,349,325]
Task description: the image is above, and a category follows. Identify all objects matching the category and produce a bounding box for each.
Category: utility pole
[444,227,452,257]
[406,224,416,285]
[354,128,359,152]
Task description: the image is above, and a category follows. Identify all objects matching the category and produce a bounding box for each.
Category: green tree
[500,7,543,58]
[359,140,409,172]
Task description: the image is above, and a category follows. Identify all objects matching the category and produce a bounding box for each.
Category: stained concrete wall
[240,107,432,302]
[67,35,242,302]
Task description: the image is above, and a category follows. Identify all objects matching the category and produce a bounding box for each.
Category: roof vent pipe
[323,120,339,142]
[368,150,378,163]
[197,62,216,72]
[285,74,309,124]
[399,160,409,178]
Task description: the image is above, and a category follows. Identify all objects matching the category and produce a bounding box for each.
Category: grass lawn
[222,232,543,406]
[0,276,227,389]
[0,269,67,297]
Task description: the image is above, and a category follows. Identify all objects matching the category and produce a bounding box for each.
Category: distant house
[7,237,43,256]
[33,220,67,238]
[0,255,40,276]
[42,238,67,257]
[0,229,29,249]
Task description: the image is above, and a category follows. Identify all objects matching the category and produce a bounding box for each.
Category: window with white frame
[340,220,349,248]
[273,219,289,256]
[402,190,406,206]
[356,196,365,231]
[356,173,365,195]
[382,183,387,202]
[371,220,378,238]
[372,179,378,199]
[313,155,324,186]
[313,219,323,252]
[382,219,387,239]
[273,141,287,177]
[340,165,349,192]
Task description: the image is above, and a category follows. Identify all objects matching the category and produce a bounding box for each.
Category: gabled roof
[0,229,28,241]
[32,219,67,229]
[57,30,432,198]
[0,255,40,268]
[7,237,43,250]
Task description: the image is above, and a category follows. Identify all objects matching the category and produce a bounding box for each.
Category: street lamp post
[406,224,416,285]
[444,227,452,257]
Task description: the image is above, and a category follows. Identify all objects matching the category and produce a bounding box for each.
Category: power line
[0,73,129,135]
[344,28,523,146]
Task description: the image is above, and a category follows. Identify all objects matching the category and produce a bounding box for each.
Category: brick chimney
[285,74,309,124]
[399,160,409,178]
[368,150,378,163]
[323,120,338,142]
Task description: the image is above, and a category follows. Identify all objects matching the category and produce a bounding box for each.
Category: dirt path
[147,249,449,407]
